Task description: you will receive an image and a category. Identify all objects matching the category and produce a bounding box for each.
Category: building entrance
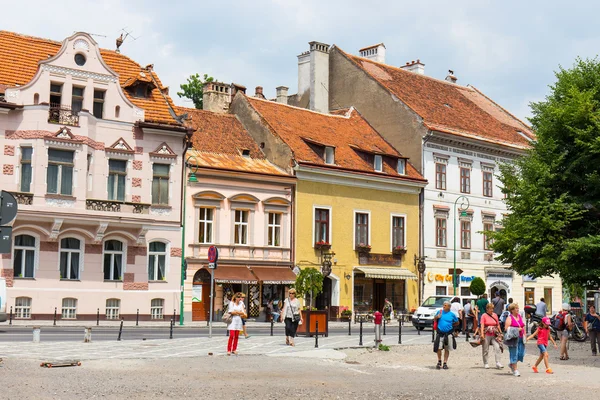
[192,269,211,321]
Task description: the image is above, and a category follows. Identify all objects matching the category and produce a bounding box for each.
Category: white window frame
[353,210,371,249]
[312,205,332,247]
[374,155,383,172]
[267,212,282,247]
[397,158,406,175]
[107,159,127,201]
[58,236,83,280]
[47,148,75,195]
[102,239,126,281]
[198,207,214,244]
[148,240,169,281]
[15,297,32,319]
[19,146,33,192]
[151,298,164,319]
[324,146,335,165]
[61,298,77,319]
[106,298,120,320]
[13,233,39,278]
[390,213,407,251]
[234,209,249,245]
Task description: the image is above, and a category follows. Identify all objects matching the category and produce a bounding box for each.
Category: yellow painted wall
[295,179,421,312]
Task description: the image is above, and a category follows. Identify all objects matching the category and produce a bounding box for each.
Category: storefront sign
[358,253,401,266]
[192,285,202,302]
[427,272,477,283]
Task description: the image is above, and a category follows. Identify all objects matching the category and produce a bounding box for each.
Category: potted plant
[340,306,352,320]
[294,267,329,337]
[314,240,331,250]
[355,243,371,253]
[392,245,407,255]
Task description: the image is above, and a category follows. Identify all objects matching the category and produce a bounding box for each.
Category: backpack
[554,312,567,331]
[500,310,510,325]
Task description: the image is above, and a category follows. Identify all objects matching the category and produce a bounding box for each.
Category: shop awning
[250,266,297,284]
[355,267,417,280]
[204,265,258,284]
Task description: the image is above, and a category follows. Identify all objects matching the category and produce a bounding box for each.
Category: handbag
[222,312,233,325]
[289,297,301,322]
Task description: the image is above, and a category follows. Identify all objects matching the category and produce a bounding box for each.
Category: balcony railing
[10,192,33,205]
[86,199,150,214]
[48,104,79,126]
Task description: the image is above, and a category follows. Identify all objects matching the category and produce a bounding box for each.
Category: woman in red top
[527,316,558,374]
[479,303,503,369]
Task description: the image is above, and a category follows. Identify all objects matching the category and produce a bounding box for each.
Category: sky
[3,0,600,122]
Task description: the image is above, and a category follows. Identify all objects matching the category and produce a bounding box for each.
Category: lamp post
[414,255,427,305]
[453,195,469,296]
[180,156,199,326]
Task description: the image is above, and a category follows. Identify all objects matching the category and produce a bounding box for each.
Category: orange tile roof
[244,96,425,182]
[177,106,289,177]
[0,31,179,125]
[339,49,535,149]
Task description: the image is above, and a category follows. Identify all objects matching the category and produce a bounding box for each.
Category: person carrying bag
[281,288,303,346]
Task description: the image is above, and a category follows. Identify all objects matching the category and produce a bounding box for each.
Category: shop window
[62,298,77,319]
[524,287,535,306]
[436,286,447,296]
[386,281,406,312]
[151,298,164,319]
[460,287,471,297]
[198,207,214,244]
[15,297,32,319]
[106,298,120,320]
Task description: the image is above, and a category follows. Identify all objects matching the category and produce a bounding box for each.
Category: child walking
[527,316,558,374]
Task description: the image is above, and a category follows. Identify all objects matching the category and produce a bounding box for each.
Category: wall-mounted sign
[427,272,477,283]
[192,285,202,302]
[358,253,401,266]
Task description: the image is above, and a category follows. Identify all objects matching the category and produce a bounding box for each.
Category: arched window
[60,238,81,280]
[106,298,120,320]
[148,242,167,281]
[13,234,36,278]
[62,298,77,319]
[15,297,32,319]
[33,93,39,105]
[115,105,120,119]
[151,298,164,319]
[103,240,124,281]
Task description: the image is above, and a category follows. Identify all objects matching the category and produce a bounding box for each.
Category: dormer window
[374,155,383,172]
[324,146,335,165]
[241,149,251,157]
[134,84,148,98]
[397,159,406,175]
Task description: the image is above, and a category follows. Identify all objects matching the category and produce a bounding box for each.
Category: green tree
[469,277,486,296]
[293,267,324,309]
[177,73,215,109]
[490,57,600,286]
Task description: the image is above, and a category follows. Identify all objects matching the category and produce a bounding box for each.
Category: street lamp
[453,195,470,296]
[180,155,199,325]
[321,250,335,278]
[414,254,427,305]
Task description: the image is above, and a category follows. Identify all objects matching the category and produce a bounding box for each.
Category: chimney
[308,41,330,113]
[202,81,232,113]
[445,70,457,84]
[400,59,425,75]
[297,50,310,97]
[276,86,289,104]
[359,43,386,64]
[255,86,265,99]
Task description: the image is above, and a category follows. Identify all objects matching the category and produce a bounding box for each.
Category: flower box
[392,246,407,255]
[314,241,331,250]
[355,243,371,253]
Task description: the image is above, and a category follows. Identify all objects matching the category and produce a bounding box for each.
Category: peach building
[0,31,190,321]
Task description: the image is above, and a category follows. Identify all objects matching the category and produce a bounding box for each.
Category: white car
[412,295,476,330]
[0,277,7,322]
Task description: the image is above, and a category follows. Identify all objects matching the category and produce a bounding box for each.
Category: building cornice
[427,131,526,160]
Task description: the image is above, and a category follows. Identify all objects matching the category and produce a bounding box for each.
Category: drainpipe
[179,131,192,326]
[419,130,434,305]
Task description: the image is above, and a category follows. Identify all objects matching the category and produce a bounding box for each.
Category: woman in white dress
[227,292,246,355]
[280,288,303,346]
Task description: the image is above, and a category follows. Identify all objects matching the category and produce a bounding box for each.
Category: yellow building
[232,94,427,318]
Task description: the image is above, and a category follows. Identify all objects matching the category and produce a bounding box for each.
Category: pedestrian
[433,301,459,370]
[535,298,548,317]
[480,303,503,369]
[240,293,250,339]
[527,316,558,374]
[584,305,600,356]
[506,298,513,311]
[504,302,526,376]
[280,288,303,346]
[476,294,489,325]
[382,298,394,322]
[492,292,505,320]
[450,297,463,335]
[463,301,474,334]
[226,292,246,356]
[557,303,573,360]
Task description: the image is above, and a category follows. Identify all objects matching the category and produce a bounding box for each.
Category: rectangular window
[392,216,405,249]
[460,287,471,297]
[436,218,447,247]
[267,213,282,246]
[460,220,471,249]
[436,286,447,296]
[151,299,164,319]
[14,297,32,319]
[152,164,170,205]
[198,208,214,244]
[397,159,406,175]
[47,149,74,196]
[483,171,493,197]
[107,159,127,201]
[71,86,84,113]
[93,90,105,119]
[314,208,330,244]
[483,222,494,250]
[59,238,81,280]
[50,83,62,106]
[13,234,36,278]
[61,298,77,319]
[524,287,535,306]
[355,212,369,246]
[234,209,249,245]
[374,155,383,172]
[20,147,33,192]
[324,147,335,165]
[103,240,124,281]
[460,167,470,193]
[435,163,446,190]
[148,242,167,281]
[105,299,120,320]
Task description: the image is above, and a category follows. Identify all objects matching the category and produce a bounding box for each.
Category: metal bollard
[169,319,174,339]
[173,309,176,324]
[84,327,92,343]
[9,306,12,325]
[270,319,274,336]
[53,307,57,326]
[32,326,40,343]
[117,319,124,341]
[383,318,386,335]
[526,316,530,334]
[465,330,470,342]
[136,309,139,326]
[398,320,402,344]
[315,321,319,348]
[348,318,351,336]
[359,319,363,346]
[418,324,421,335]
[96,308,100,326]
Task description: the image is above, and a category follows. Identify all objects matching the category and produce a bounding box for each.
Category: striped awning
[355,267,417,280]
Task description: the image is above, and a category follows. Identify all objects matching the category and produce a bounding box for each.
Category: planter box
[295,310,329,337]
[392,248,407,255]
[314,243,331,250]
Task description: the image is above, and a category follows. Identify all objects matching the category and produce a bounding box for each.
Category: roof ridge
[246,95,353,119]
[177,106,237,118]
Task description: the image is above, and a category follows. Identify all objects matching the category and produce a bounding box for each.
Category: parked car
[412,295,476,330]
[0,277,7,322]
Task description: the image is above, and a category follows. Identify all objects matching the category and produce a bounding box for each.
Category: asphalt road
[0,323,428,342]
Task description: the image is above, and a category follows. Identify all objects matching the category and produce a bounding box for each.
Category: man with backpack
[492,293,505,320]
[555,303,573,360]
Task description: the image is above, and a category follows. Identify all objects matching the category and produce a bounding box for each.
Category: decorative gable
[106,137,134,154]
[149,142,177,159]
[44,126,83,147]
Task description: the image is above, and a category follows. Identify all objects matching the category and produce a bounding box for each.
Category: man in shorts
[434,301,459,370]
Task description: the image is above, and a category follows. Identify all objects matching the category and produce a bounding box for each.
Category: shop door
[192,269,212,321]
[315,277,332,310]
[374,281,386,312]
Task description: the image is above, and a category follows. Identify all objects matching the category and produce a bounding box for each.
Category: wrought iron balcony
[86,199,150,214]
[48,104,79,126]
[10,192,33,205]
